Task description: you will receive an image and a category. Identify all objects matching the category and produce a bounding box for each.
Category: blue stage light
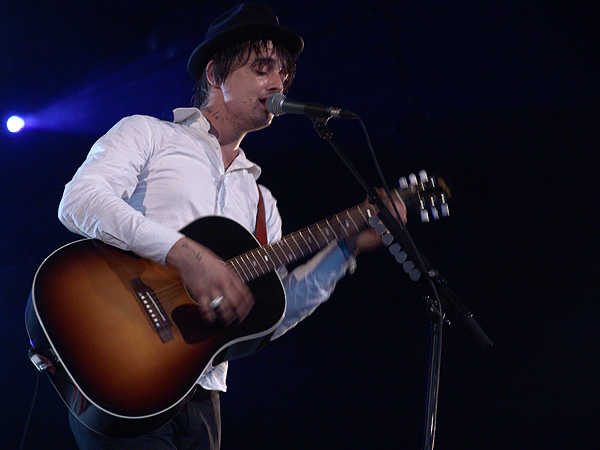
[7,115,25,133]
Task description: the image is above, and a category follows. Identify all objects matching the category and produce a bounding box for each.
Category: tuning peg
[431,206,440,221]
[399,176,408,189]
[368,215,380,227]
[409,269,421,281]
[418,170,428,183]
[420,209,430,223]
[382,233,394,246]
[389,243,401,255]
[403,260,416,273]
[409,173,418,186]
[375,222,387,235]
[395,251,407,264]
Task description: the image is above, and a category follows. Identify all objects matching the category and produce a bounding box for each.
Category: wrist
[167,237,201,271]
[338,238,358,274]
[341,235,360,256]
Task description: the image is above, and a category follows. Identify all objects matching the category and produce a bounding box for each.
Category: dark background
[1,1,597,449]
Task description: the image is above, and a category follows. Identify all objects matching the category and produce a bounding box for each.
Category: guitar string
[117,202,380,336]
[148,205,373,306]
[104,190,420,337]
[135,205,375,308]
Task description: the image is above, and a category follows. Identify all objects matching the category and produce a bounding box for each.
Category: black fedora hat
[187,2,304,81]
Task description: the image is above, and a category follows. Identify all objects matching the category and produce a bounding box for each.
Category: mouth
[258,97,271,113]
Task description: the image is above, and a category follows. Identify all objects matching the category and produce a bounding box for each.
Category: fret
[334,214,351,237]
[290,233,306,258]
[265,247,279,270]
[244,257,257,280]
[345,209,360,232]
[367,205,378,218]
[284,242,296,262]
[315,222,332,245]
[259,248,275,270]
[250,247,270,274]
[356,204,370,225]
[244,252,261,279]
[242,254,258,279]
[319,223,330,244]
[324,219,339,241]
[271,242,287,266]
[280,241,294,264]
[297,230,314,253]
[226,260,240,279]
[233,259,250,281]
[229,258,250,283]
[306,226,323,250]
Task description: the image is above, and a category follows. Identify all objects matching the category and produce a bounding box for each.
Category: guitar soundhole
[171,304,225,344]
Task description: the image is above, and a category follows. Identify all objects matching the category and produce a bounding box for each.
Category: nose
[267,70,284,93]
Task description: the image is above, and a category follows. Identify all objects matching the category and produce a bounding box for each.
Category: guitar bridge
[129,277,174,343]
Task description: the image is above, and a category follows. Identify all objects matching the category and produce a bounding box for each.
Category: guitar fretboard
[227,202,379,282]
[225,175,447,283]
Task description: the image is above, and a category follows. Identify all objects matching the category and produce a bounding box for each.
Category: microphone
[266,93,357,119]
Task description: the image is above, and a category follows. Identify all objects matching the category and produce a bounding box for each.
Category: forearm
[271,241,351,339]
[59,183,183,264]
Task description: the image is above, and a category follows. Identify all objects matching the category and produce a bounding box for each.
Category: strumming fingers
[198,293,219,324]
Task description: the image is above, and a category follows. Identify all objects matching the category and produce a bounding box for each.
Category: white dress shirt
[58,108,352,391]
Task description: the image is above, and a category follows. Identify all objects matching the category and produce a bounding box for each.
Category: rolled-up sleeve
[258,186,352,340]
[272,242,350,339]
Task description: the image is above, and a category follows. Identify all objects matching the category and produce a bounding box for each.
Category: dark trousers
[69,390,221,450]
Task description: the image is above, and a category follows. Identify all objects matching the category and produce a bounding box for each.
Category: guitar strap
[254,182,276,352]
[255,183,268,245]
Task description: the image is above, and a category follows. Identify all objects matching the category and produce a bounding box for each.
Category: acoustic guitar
[25,173,448,437]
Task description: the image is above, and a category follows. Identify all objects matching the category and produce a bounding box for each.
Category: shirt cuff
[131,217,185,264]
[337,239,357,274]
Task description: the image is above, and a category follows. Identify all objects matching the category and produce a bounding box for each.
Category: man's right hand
[166,237,255,324]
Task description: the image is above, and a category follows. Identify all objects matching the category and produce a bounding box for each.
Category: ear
[205,61,221,88]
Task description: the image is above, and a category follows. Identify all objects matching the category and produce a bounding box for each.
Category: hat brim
[187,23,304,81]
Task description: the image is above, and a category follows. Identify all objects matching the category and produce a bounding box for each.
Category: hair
[192,39,297,109]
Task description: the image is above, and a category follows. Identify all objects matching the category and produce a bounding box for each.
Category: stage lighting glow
[7,115,25,133]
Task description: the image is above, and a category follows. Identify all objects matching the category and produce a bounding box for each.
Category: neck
[201,107,246,169]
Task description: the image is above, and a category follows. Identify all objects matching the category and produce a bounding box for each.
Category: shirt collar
[173,107,207,129]
[172,108,262,180]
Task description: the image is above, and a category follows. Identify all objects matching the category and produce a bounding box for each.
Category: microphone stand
[310,117,492,450]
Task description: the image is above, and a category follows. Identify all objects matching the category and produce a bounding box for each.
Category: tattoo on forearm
[182,242,202,261]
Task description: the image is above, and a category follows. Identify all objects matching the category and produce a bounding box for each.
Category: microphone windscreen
[266,93,286,116]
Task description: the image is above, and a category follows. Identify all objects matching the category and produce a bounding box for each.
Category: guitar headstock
[394,170,450,223]
[373,170,451,281]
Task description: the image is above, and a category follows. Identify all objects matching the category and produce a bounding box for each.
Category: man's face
[220,42,288,133]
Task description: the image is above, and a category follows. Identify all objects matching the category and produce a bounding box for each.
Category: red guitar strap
[254,182,274,351]
[255,183,268,245]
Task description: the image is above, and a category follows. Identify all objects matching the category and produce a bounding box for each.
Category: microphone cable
[19,370,40,450]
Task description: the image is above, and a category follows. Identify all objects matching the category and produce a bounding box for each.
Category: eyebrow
[251,56,289,81]
[251,57,280,68]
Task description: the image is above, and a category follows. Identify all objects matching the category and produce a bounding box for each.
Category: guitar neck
[227,195,394,282]
[226,174,447,284]
[228,198,385,283]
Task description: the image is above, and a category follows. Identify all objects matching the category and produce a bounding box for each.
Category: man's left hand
[345,187,407,255]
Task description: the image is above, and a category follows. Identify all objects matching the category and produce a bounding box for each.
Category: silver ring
[210,295,224,309]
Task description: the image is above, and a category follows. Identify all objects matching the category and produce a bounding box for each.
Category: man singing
[58,3,405,448]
